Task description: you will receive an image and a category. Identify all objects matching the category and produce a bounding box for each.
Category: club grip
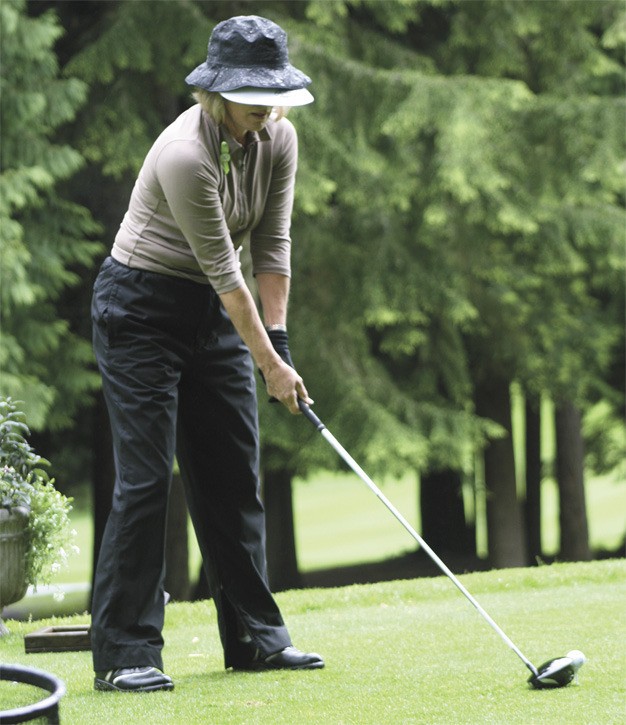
[298,399,325,431]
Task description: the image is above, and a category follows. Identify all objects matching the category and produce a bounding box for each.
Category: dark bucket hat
[185,15,311,94]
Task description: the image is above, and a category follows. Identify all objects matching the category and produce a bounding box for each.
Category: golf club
[298,400,585,688]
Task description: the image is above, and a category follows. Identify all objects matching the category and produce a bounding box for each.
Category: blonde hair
[192,88,286,123]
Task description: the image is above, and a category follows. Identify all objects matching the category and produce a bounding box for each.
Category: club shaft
[300,402,538,677]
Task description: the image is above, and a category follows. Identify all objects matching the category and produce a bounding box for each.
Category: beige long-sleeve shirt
[111,104,296,294]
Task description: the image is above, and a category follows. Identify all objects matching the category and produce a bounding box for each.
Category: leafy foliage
[0,399,50,482]
[0,0,102,429]
[0,398,77,586]
[285,0,625,474]
[63,0,210,178]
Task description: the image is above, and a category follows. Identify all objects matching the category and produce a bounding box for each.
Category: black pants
[90,257,290,671]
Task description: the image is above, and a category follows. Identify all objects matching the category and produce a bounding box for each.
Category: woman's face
[223,100,272,143]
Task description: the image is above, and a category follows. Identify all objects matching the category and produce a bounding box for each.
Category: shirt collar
[221,125,271,154]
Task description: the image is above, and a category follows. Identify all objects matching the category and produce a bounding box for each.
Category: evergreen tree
[288,0,625,565]
[26,0,625,584]
[0,0,102,430]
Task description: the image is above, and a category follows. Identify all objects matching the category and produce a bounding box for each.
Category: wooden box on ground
[25,625,91,653]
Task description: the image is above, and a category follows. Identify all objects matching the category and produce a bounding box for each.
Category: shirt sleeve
[250,119,297,278]
[155,138,244,294]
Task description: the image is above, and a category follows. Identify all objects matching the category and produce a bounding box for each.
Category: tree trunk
[554,400,591,561]
[420,469,472,555]
[91,392,115,606]
[475,377,527,568]
[165,472,190,601]
[525,397,542,563]
[262,466,302,591]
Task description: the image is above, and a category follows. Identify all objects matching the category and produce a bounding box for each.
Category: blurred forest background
[1,0,624,604]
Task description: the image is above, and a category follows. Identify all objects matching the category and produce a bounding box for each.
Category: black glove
[259,328,294,402]
[266,328,294,368]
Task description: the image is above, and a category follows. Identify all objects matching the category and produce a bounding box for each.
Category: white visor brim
[219,87,314,107]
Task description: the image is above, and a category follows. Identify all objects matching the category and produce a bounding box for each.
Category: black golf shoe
[94,666,174,692]
[233,645,325,671]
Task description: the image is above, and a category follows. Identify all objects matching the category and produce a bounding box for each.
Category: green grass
[1,560,624,724]
[291,470,625,571]
[293,472,420,571]
[4,469,623,622]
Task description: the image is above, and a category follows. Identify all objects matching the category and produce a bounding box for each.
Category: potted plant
[0,398,77,635]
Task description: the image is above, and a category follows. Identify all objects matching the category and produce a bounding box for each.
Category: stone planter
[0,506,29,635]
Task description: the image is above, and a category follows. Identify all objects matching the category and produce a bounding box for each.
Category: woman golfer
[91,15,323,692]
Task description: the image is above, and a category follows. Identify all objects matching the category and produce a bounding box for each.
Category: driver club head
[528,650,586,689]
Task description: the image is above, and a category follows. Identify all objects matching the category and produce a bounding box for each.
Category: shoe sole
[94,678,174,692]
[235,660,325,672]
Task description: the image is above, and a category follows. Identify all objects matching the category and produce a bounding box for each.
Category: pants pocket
[91,257,120,349]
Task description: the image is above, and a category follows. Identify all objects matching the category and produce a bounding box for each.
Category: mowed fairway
[293,471,626,570]
[294,472,421,570]
[1,560,624,724]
